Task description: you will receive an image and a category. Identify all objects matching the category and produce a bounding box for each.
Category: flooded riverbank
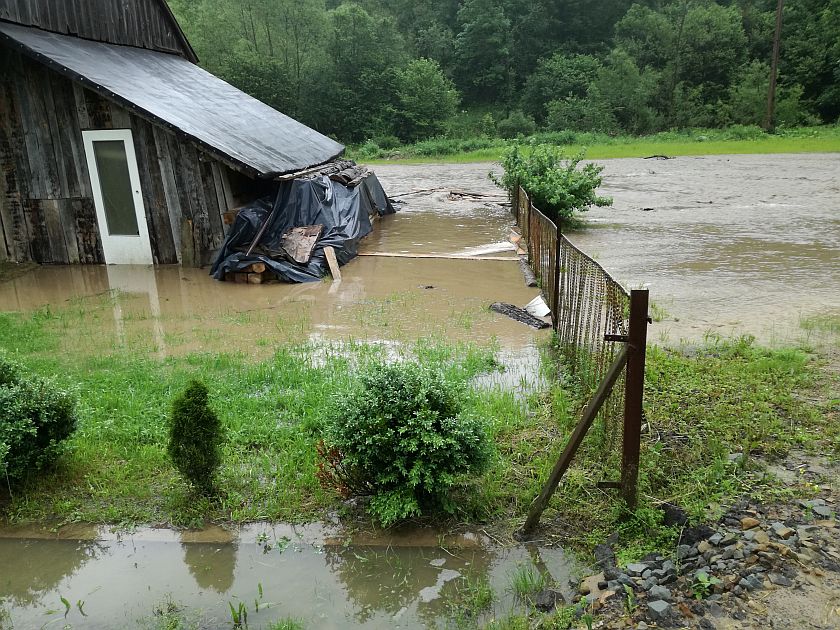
[0,523,581,629]
[374,154,840,343]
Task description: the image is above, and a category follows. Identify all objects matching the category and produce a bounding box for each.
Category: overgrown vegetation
[168,0,840,144]
[0,354,77,485]
[319,362,492,526]
[168,381,223,495]
[491,144,612,225]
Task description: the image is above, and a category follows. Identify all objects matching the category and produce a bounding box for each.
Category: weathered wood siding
[0,49,234,264]
[0,0,194,60]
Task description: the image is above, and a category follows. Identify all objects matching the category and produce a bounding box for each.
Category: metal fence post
[620,289,649,510]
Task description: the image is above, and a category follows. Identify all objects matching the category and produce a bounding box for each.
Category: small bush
[319,362,491,526]
[0,355,77,483]
[496,110,537,138]
[168,381,222,494]
[491,143,613,225]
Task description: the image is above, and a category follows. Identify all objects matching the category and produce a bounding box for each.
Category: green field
[349,125,840,164]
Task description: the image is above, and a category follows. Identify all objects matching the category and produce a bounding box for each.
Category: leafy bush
[392,58,459,142]
[496,110,537,138]
[492,143,613,224]
[168,381,223,494]
[319,362,491,526]
[0,355,77,483]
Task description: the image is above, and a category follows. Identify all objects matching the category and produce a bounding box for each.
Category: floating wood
[281,225,323,264]
[245,262,266,273]
[323,245,341,281]
[357,252,518,261]
[489,302,550,329]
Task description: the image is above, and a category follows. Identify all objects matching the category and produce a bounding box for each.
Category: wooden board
[323,245,341,281]
[280,225,324,264]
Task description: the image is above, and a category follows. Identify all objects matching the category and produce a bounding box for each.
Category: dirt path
[375,154,840,344]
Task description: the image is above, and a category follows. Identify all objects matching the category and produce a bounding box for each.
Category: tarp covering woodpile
[0,21,344,177]
[211,164,395,283]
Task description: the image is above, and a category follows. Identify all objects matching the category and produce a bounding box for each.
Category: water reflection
[0,526,581,629]
[181,541,237,594]
[0,537,101,606]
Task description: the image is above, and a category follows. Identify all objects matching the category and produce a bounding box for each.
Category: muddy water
[375,154,840,343]
[0,524,580,629]
[0,186,547,391]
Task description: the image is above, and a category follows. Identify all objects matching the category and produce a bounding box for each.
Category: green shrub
[168,381,222,494]
[319,362,491,526]
[0,355,77,483]
[496,110,537,138]
[491,143,613,225]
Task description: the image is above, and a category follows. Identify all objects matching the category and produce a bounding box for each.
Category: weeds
[508,564,547,602]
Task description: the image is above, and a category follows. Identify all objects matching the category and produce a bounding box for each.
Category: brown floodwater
[0,523,580,629]
[374,154,840,343]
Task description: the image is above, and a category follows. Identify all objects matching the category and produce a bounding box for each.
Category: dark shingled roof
[0,21,345,178]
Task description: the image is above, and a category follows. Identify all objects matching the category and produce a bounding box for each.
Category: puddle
[372,156,840,344]
[0,524,582,629]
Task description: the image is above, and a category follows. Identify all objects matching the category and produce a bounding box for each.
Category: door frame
[82,129,154,265]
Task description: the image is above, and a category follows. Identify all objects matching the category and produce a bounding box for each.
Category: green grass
[508,565,547,602]
[348,124,840,164]
[0,296,835,568]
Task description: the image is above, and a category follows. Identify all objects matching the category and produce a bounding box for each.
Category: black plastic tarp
[211,173,395,283]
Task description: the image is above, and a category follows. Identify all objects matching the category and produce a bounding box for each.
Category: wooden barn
[0,0,344,266]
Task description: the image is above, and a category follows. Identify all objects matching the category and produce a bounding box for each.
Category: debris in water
[490,302,550,329]
[524,296,551,318]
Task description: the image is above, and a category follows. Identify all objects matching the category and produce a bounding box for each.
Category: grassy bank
[348,125,840,164]
[1,295,837,563]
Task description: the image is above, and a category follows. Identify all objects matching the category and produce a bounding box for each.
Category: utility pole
[764,0,784,132]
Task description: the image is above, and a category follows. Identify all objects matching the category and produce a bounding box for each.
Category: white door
[83,129,153,264]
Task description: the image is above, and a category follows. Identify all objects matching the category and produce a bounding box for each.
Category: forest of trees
[168,0,840,145]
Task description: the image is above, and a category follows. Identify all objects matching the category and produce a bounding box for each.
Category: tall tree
[454,0,513,103]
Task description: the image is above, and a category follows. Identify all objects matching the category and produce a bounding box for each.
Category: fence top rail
[559,232,630,299]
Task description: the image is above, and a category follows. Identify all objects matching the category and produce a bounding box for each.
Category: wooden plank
[22,199,52,262]
[131,116,176,263]
[40,71,71,197]
[58,199,80,263]
[84,89,112,129]
[357,252,519,261]
[72,198,103,263]
[179,144,211,264]
[199,159,224,251]
[108,101,132,129]
[41,198,69,263]
[210,162,230,234]
[521,346,630,535]
[152,126,182,261]
[324,246,341,281]
[0,64,32,261]
[247,273,263,285]
[50,74,86,198]
[72,82,91,130]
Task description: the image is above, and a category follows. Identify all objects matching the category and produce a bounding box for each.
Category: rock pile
[577,496,838,628]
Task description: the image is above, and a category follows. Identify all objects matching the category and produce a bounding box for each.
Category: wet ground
[0,523,580,629]
[1,154,838,627]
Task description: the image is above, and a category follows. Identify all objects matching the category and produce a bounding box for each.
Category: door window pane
[92,140,139,236]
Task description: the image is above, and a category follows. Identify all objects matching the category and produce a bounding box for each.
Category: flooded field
[0,524,580,629]
[375,153,840,343]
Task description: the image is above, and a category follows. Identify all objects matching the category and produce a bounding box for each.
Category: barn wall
[0,49,233,265]
[0,0,193,59]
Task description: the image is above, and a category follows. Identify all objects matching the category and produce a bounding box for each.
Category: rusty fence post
[620,289,649,510]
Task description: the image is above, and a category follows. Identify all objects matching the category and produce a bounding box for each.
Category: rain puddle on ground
[0,524,581,629]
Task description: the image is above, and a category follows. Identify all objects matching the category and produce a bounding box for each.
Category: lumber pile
[226,262,277,284]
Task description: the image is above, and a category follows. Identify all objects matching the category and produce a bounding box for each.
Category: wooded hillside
[167,0,840,144]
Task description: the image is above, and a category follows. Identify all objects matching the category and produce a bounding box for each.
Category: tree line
[168,0,840,145]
